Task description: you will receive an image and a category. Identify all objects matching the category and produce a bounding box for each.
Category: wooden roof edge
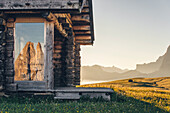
[0,0,82,13]
[79,0,87,13]
[88,0,95,45]
[72,0,94,46]
[76,39,93,45]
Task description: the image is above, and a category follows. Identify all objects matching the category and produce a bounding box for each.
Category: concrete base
[54,87,113,100]
[5,86,114,100]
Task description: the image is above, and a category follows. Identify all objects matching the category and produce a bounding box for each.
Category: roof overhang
[0,0,83,13]
[0,0,95,45]
[72,0,94,45]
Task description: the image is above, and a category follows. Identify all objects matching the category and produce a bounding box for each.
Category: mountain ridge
[82,45,170,81]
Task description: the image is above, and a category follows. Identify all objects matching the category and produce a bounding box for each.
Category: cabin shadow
[0,91,169,113]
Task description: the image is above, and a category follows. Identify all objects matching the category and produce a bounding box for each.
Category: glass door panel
[14,23,44,81]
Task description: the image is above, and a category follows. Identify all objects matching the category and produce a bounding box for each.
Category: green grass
[80,77,170,112]
[0,77,170,113]
[0,94,168,113]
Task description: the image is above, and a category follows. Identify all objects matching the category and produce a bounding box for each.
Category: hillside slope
[80,77,170,112]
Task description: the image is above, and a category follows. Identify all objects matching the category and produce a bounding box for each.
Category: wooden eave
[0,0,88,13]
[0,0,95,45]
[71,0,94,45]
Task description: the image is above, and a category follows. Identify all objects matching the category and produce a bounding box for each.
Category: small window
[14,23,45,81]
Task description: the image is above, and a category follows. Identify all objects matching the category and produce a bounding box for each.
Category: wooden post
[5,20,15,84]
[4,18,18,91]
[0,18,6,91]
[74,43,81,85]
[44,21,54,89]
[53,30,66,87]
[65,37,75,87]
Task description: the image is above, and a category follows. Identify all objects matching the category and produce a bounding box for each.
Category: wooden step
[54,92,80,100]
[54,87,113,100]
[15,81,46,90]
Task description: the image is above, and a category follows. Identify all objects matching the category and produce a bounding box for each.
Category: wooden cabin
[0,0,113,100]
[0,0,94,91]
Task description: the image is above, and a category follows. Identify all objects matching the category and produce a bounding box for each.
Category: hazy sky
[81,0,170,70]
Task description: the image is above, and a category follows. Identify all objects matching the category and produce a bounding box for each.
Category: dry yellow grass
[79,77,170,112]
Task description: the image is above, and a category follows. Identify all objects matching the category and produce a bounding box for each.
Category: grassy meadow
[0,77,169,113]
[80,77,170,112]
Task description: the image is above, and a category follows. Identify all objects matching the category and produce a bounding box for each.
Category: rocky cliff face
[33,42,44,81]
[136,45,170,75]
[136,55,164,74]
[15,42,44,81]
[159,46,170,74]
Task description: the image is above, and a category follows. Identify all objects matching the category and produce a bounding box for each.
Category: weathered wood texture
[53,30,67,87]
[4,18,18,91]
[5,20,15,84]
[71,0,94,45]
[44,22,54,89]
[53,31,81,87]
[65,37,75,87]
[0,18,6,91]
[0,0,94,90]
[74,43,81,85]
[0,0,80,11]
[5,20,14,85]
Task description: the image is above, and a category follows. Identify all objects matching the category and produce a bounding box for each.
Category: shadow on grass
[131,81,167,89]
[110,91,169,113]
[0,91,169,113]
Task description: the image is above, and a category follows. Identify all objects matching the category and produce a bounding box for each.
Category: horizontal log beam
[75,36,91,40]
[75,33,91,36]
[76,40,93,45]
[72,15,90,22]
[0,0,80,11]
[74,30,91,34]
[45,13,68,38]
[73,26,90,31]
[74,30,90,32]
[73,21,90,26]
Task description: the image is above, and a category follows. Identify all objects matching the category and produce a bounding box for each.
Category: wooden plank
[43,12,56,22]
[55,14,73,28]
[81,7,90,13]
[74,30,91,34]
[73,20,90,26]
[15,17,45,23]
[72,15,90,22]
[76,39,92,45]
[0,0,80,10]
[88,0,95,43]
[44,21,54,89]
[4,11,41,14]
[75,36,91,40]
[73,26,90,31]
[79,0,87,12]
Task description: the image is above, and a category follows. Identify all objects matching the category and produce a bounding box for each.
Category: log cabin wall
[5,18,17,91]
[53,30,67,87]
[74,42,81,85]
[0,0,94,91]
[53,28,81,87]
[0,18,6,91]
[0,17,17,91]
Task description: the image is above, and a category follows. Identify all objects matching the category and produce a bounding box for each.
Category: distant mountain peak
[136,45,170,74]
[159,45,170,73]
[83,65,129,73]
[166,45,170,53]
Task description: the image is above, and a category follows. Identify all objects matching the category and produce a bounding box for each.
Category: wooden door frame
[14,17,54,89]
